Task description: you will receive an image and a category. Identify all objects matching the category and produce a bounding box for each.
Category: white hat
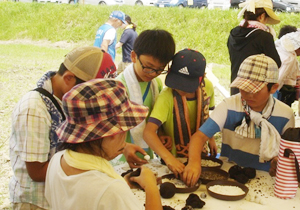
[281,31,300,52]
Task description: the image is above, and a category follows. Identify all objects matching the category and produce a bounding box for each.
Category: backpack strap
[245,28,260,37]
[34,87,66,121]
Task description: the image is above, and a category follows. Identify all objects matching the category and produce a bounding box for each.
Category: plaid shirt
[9,72,63,209]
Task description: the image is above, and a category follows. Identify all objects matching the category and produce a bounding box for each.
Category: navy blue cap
[165,49,206,93]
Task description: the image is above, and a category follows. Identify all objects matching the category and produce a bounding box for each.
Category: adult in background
[275,31,300,106]
[227,0,281,95]
[94,10,126,61]
[116,15,138,75]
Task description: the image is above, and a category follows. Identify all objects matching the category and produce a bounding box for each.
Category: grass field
[1,2,300,209]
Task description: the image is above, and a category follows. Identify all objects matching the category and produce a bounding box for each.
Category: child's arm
[130,166,162,210]
[157,126,172,151]
[143,122,185,178]
[182,130,209,187]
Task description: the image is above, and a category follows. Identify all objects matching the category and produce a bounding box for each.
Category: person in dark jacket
[227,0,281,95]
[116,15,138,75]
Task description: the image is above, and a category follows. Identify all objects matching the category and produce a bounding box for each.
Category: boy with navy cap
[144,49,217,177]
[94,10,126,61]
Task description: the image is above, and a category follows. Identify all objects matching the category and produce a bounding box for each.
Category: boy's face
[131,51,167,82]
[174,89,196,98]
[240,84,278,112]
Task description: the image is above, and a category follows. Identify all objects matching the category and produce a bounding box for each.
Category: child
[9,46,116,209]
[278,25,297,39]
[183,54,295,185]
[143,49,217,177]
[45,79,162,210]
[116,29,176,166]
[183,54,295,187]
[275,31,300,106]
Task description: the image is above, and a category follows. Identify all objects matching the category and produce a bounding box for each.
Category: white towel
[123,64,159,148]
[235,96,281,162]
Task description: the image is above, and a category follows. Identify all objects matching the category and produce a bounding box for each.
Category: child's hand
[208,137,218,157]
[269,156,278,177]
[182,160,201,187]
[159,135,172,151]
[164,156,185,179]
[123,143,148,168]
[130,166,157,190]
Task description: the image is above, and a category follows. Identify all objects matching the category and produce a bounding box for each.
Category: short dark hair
[57,63,85,85]
[242,8,267,28]
[58,138,106,157]
[278,25,297,39]
[133,29,176,65]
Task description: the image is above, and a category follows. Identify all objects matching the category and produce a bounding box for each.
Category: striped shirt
[200,94,295,171]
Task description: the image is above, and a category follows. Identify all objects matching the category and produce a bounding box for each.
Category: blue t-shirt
[94,24,117,60]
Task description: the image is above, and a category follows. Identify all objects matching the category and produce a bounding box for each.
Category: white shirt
[103,25,116,45]
[276,40,300,89]
[45,151,144,210]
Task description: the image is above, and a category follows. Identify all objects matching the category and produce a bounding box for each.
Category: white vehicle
[28,0,118,5]
[120,0,157,6]
[207,0,230,9]
[281,0,300,10]
[60,0,118,4]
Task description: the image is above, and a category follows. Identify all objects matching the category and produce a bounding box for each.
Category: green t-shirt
[149,87,201,156]
[204,77,215,109]
[116,72,163,159]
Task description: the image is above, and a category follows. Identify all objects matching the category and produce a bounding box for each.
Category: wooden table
[114,157,300,210]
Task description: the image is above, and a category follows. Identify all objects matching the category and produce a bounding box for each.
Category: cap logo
[178,67,190,75]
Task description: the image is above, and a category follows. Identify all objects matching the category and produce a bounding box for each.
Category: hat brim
[118,19,126,24]
[56,100,148,143]
[230,77,267,94]
[264,8,280,25]
[165,71,200,93]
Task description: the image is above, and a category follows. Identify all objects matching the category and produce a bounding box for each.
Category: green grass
[1,2,300,65]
